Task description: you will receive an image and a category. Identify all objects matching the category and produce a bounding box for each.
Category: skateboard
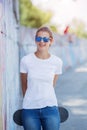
[13,106,69,126]
[58,106,69,123]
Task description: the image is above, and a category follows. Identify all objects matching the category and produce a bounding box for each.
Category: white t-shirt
[20,53,63,109]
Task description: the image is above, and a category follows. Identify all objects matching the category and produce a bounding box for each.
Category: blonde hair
[35,26,53,39]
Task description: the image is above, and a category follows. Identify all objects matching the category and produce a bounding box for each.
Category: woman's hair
[35,26,53,39]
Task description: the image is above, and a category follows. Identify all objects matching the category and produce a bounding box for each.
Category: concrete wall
[0,0,22,130]
[0,1,3,129]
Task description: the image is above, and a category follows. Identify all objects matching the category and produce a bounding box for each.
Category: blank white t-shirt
[20,53,63,109]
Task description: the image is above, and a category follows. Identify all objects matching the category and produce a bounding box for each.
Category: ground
[55,61,87,130]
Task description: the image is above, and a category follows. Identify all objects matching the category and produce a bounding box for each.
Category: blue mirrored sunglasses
[35,36,50,43]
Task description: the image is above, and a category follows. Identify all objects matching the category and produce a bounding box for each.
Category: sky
[31,0,87,30]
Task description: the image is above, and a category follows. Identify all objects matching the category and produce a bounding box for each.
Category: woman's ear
[50,38,54,46]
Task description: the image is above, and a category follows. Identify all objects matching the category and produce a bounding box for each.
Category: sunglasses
[35,36,50,43]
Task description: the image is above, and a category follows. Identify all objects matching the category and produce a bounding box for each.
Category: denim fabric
[22,106,60,130]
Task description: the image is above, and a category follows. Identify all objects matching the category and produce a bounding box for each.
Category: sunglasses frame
[35,36,50,43]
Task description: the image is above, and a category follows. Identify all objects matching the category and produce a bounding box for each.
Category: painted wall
[0,0,4,129]
[0,0,23,130]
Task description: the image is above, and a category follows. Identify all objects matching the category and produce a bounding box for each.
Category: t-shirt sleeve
[55,59,63,74]
[20,57,28,73]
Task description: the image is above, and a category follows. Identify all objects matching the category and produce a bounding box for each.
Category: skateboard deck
[13,106,69,125]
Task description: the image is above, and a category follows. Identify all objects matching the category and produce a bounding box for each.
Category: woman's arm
[53,74,58,87]
[20,73,27,97]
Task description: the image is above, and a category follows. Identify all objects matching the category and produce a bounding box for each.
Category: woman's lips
[39,43,46,47]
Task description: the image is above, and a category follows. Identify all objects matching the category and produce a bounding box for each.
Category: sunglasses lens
[35,37,42,42]
[35,37,50,43]
[43,37,49,42]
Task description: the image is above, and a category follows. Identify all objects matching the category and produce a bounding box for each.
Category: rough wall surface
[0,0,23,130]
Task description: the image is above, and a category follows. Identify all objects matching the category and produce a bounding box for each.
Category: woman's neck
[35,51,50,59]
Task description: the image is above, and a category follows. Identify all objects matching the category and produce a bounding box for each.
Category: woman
[20,26,63,130]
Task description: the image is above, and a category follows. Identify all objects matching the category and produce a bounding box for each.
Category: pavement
[55,61,87,130]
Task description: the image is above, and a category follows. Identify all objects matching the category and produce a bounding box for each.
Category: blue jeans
[21,106,60,130]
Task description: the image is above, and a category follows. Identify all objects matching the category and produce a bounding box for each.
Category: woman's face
[35,31,53,52]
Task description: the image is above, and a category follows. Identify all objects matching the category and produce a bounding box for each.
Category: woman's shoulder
[51,54,63,64]
[20,53,34,62]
